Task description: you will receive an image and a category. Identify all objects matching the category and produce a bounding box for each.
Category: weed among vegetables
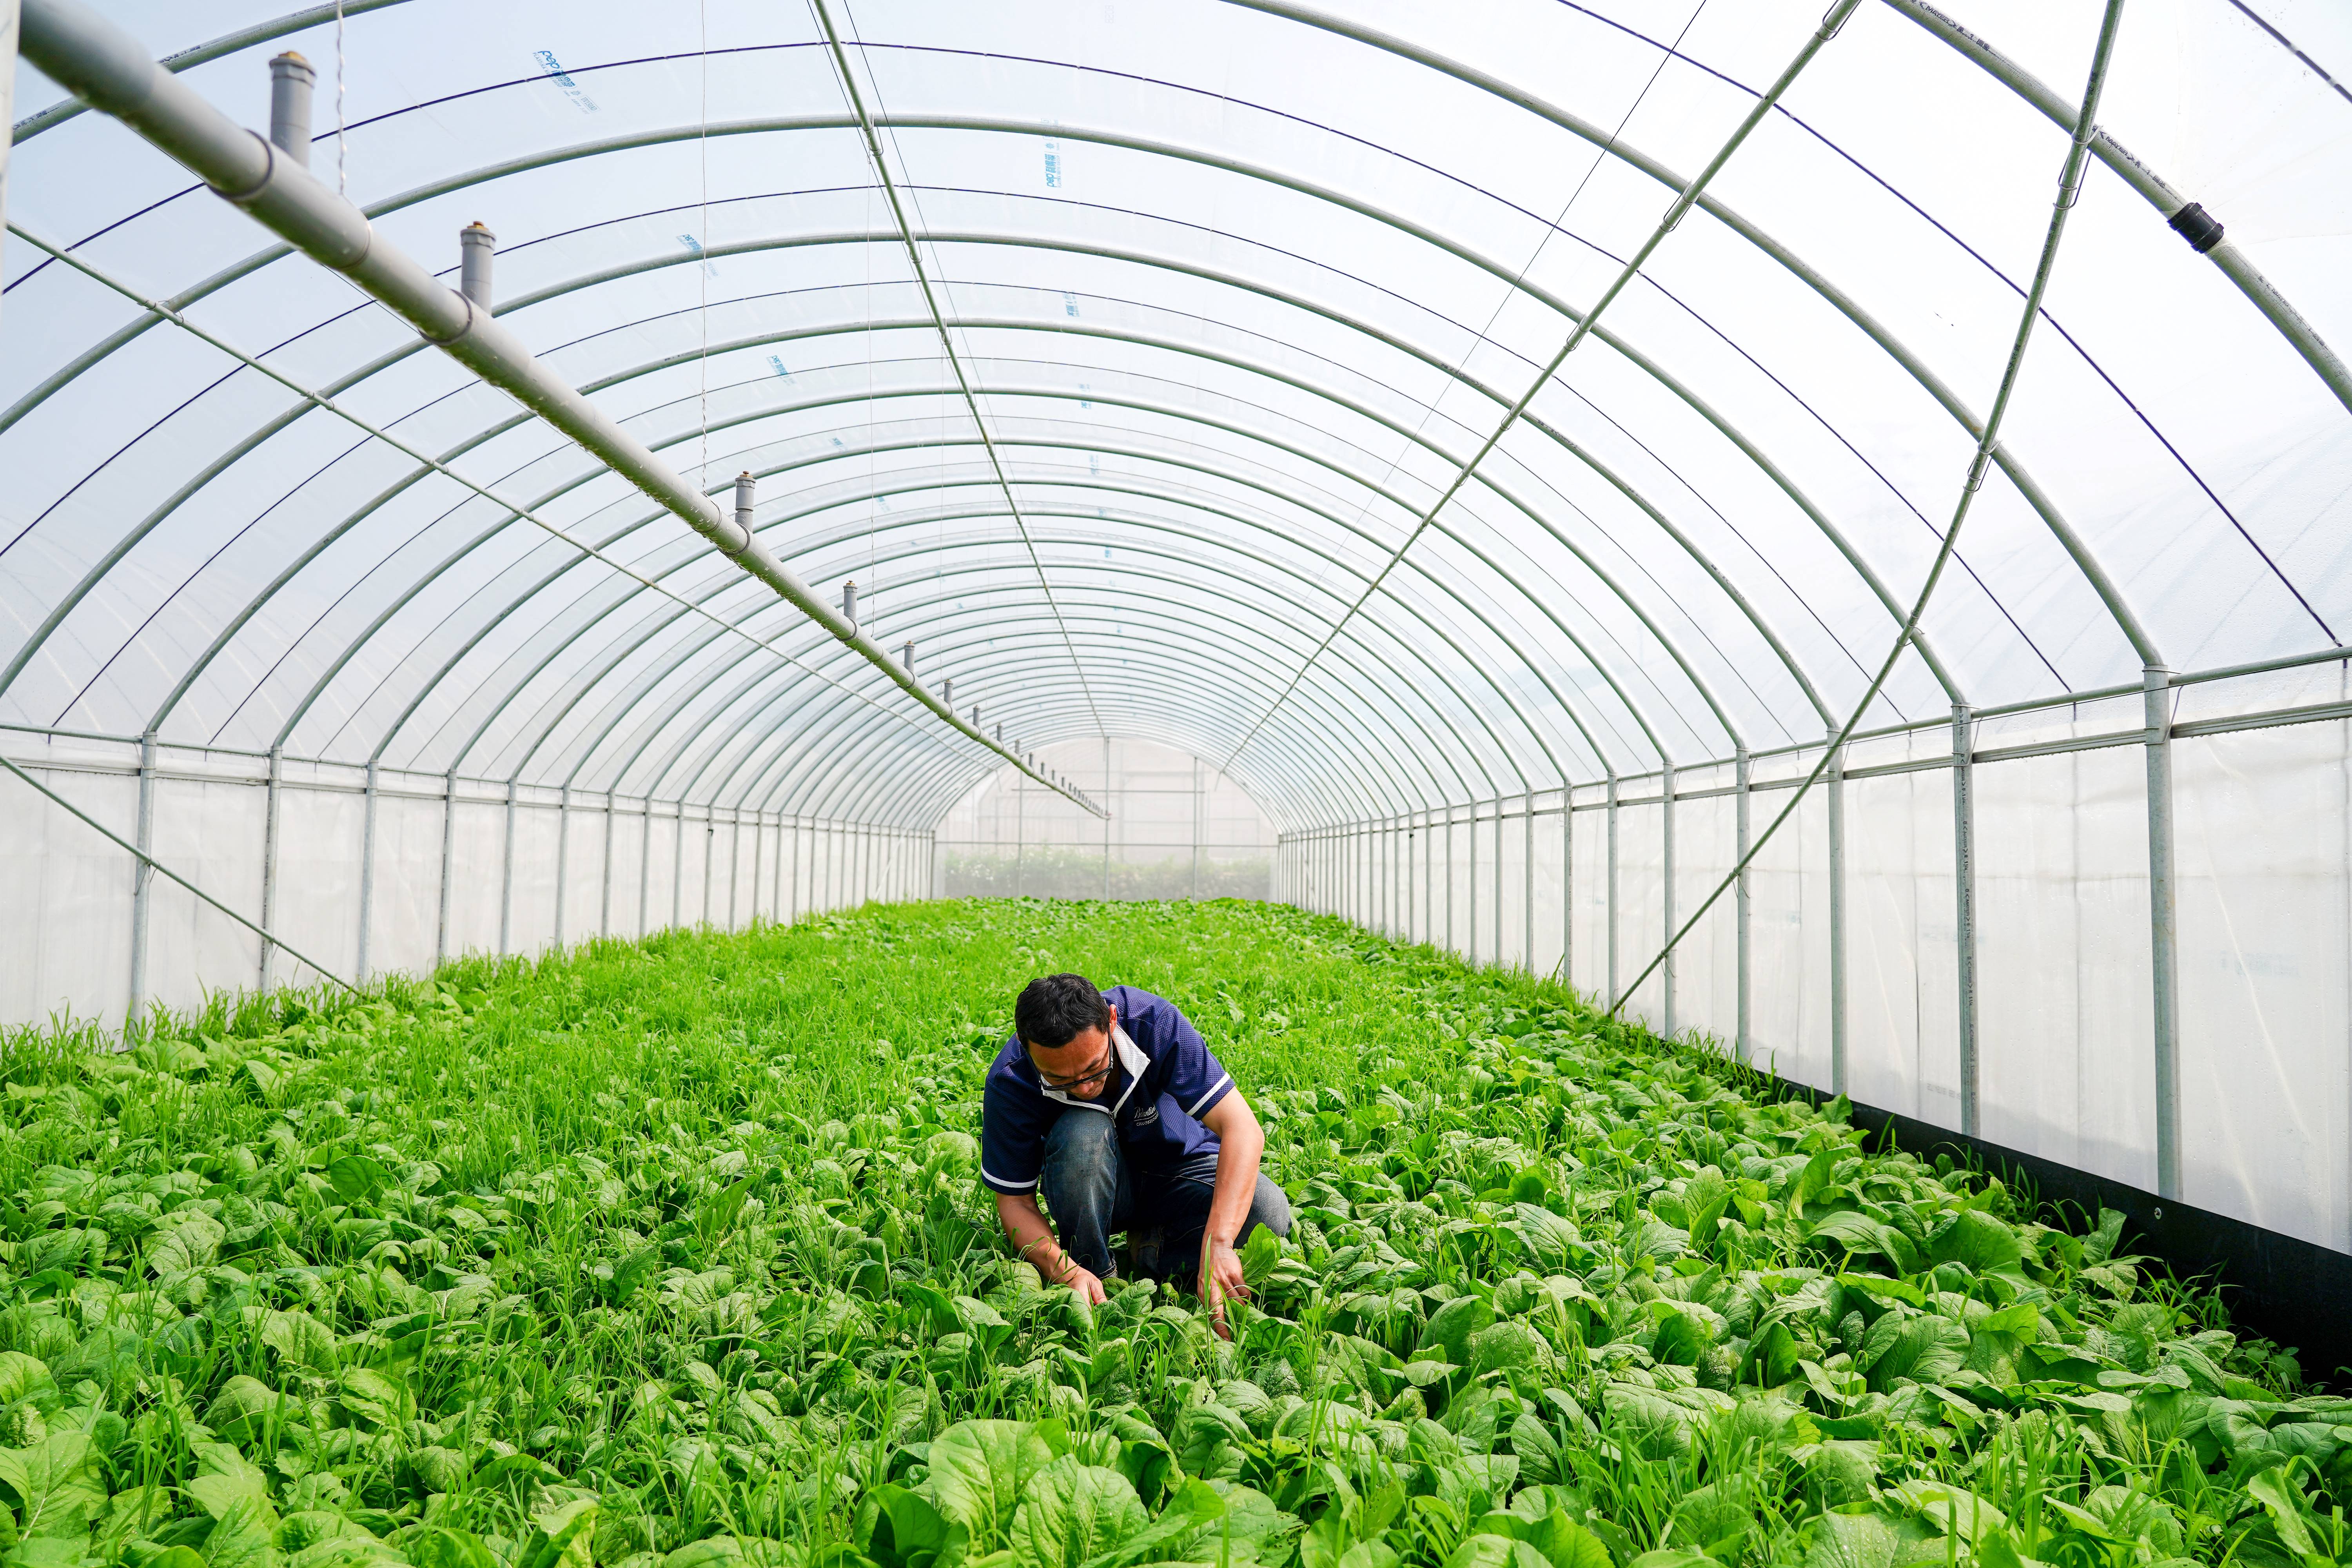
[0,900,2333,1568]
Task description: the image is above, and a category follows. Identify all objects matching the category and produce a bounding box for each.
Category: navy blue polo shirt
[981,985,1235,1196]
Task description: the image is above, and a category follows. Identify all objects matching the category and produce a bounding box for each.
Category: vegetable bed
[0,900,2329,1568]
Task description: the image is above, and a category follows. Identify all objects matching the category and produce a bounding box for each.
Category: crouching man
[982,973,1290,1334]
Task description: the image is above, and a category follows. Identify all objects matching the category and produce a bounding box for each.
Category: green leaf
[1009,1460,1147,1568]
[1420,1296,1494,1368]
[925,1420,1057,1552]
[860,1486,966,1568]
[1887,1481,2007,1545]
[1512,1206,1580,1274]
[1862,1316,1970,1394]
[1239,1228,1283,1292]
[203,1496,279,1568]
[514,1499,598,1568]
[1804,1513,1896,1568]
[1442,1538,1548,1568]
[186,1442,271,1522]
[1627,1554,1714,1568]
[1078,1477,1221,1568]
[1807,1211,1918,1273]
[259,1310,338,1374]
[608,1247,661,1306]
[324,1155,388,1205]
[147,1213,226,1277]
[2247,1467,2318,1561]
[0,1433,100,1540]
[405,1530,499,1568]
[1926,1211,2022,1275]
[1682,1172,1731,1253]
[0,1354,55,1407]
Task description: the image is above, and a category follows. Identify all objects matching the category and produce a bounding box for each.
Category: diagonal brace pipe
[16,0,1102,817]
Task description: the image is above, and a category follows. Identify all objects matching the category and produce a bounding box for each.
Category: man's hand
[1198,1236,1249,1338]
[1057,1261,1110,1307]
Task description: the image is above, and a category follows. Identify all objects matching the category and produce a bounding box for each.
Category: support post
[788,815,800,923]
[357,758,379,980]
[671,803,685,929]
[1190,757,1201,899]
[1424,807,1433,947]
[127,729,157,1027]
[1735,744,1751,1063]
[2146,664,2181,1198]
[260,743,284,991]
[1829,732,1849,1096]
[600,791,616,937]
[637,799,653,937]
[1445,807,1455,954]
[1561,785,1573,987]
[1524,793,1535,974]
[553,784,570,951]
[701,809,715,925]
[1103,737,1112,901]
[1662,760,1677,1039]
[1468,800,1479,966]
[1953,703,1979,1135]
[436,765,457,966]
[499,777,518,956]
[1606,774,1620,1010]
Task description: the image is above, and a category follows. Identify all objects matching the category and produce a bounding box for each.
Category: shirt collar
[1039,1022,1149,1114]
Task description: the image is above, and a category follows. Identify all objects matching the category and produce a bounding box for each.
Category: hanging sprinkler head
[459,222,496,311]
[268,52,316,166]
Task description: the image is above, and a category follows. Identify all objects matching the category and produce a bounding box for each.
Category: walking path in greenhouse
[0,899,2330,1568]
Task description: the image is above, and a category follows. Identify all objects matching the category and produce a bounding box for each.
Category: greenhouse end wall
[1278,661,2352,1259]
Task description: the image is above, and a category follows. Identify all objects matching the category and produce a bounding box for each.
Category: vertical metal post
[499,776,519,956]
[1468,801,1479,965]
[1014,769,1026,897]
[637,799,653,937]
[750,807,765,925]
[1606,774,1620,1010]
[2145,664,2181,1198]
[1524,792,1535,973]
[1103,737,1112,901]
[260,743,284,991]
[601,792,617,937]
[1662,760,1677,1038]
[671,803,685,929]
[1190,757,1201,899]
[1828,732,1849,1096]
[435,764,457,967]
[1735,744,1751,1063]
[1445,807,1455,953]
[357,758,380,980]
[1424,807,1433,946]
[729,806,744,927]
[788,815,800,923]
[1561,785,1573,987]
[701,809,715,925]
[553,784,570,951]
[127,729,158,1026]
[1953,704,1979,1135]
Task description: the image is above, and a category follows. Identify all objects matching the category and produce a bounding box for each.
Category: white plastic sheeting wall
[1279,661,2352,1257]
[935,738,1274,901]
[0,728,931,1032]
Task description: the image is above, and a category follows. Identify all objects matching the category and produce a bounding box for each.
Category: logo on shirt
[1126,1098,1160,1127]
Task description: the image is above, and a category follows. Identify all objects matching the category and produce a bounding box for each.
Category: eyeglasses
[1034,1046,1117,1091]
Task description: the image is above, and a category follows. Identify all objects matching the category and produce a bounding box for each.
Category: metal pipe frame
[1953,702,1979,1135]
[11,0,1101,816]
[14,9,2333,832]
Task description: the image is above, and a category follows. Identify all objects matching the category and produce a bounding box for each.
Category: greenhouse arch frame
[5,0,2352,1265]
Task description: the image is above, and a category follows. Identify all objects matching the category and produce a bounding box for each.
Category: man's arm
[1196,1090,1266,1332]
[995,1191,1109,1305]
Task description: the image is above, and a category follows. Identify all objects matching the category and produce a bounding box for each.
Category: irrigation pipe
[1607,0,2132,1023]
[0,751,360,996]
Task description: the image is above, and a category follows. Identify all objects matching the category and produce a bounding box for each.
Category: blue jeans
[1038,1110,1292,1284]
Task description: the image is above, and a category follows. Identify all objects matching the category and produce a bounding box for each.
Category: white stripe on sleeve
[1186,1074,1233,1117]
[982,1167,1038,1191]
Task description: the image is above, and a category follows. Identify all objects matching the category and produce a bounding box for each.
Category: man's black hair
[1016,973,1111,1049]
